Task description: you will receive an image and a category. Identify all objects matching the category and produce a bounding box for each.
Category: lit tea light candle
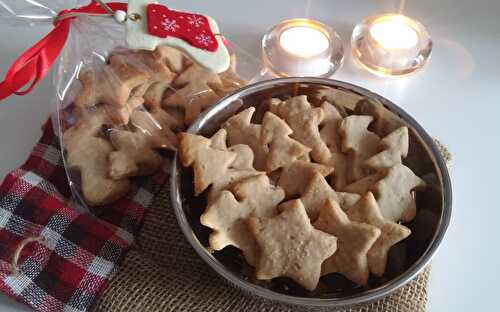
[351,14,432,76]
[262,18,344,77]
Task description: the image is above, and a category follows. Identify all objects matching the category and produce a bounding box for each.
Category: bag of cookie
[0,0,261,209]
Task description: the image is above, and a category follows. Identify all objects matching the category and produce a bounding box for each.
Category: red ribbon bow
[0,1,128,102]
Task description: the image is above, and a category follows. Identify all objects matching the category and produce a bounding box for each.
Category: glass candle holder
[262,18,344,77]
[351,14,432,77]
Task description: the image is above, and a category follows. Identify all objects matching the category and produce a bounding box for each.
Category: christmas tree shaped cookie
[319,101,350,189]
[365,127,409,170]
[223,107,269,171]
[270,95,330,163]
[63,109,130,206]
[339,115,381,183]
[179,132,236,195]
[206,129,263,203]
[260,112,311,172]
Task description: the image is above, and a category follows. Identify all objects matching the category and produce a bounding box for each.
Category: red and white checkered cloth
[0,120,168,311]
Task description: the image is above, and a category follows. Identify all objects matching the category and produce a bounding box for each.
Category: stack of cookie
[63,47,245,206]
[179,92,426,291]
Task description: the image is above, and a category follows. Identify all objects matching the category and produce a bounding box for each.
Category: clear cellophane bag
[0,0,263,211]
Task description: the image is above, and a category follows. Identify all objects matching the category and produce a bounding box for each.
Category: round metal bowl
[171,77,452,308]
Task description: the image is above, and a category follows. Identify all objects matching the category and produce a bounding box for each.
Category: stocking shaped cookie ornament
[126,0,230,73]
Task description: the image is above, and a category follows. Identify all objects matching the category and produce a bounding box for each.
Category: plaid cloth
[0,120,168,312]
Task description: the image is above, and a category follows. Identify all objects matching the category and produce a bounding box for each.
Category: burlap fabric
[95,143,451,312]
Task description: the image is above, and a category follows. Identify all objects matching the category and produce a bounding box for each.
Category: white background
[1,0,499,310]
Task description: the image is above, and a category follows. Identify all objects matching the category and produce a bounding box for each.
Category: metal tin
[171,77,452,308]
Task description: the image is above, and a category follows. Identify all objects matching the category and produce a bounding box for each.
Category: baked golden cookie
[201,175,284,265]
[63,109,130,206]
[365,127,409,170]
[260,112,311,172]
[339,115,381,183]
[314,199,380,285]
[270,95,330,163]
[248,199,337,291]
[223,107,269,171]
[277,160,333,197]
[163,63,223,125]
[346,192,411,276]
[373,163,426,222]
[179,133,236,195]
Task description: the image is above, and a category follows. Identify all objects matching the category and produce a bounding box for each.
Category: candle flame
[279,26,329,57]
[369,15,419,49]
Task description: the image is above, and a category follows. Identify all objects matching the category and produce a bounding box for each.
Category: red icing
[147,4,218,52]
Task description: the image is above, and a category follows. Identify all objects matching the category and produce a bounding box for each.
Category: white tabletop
[1,0,499,310]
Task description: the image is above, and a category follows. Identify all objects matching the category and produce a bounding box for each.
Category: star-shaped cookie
[248,199,337,291]
[300,172,340,220]
[314,199,381,285]
[346,192,411,276]
[163,62,223,125]
[75,58,150,125]
[373,163,426,222]
[201,174,284,265]
[277,160,333,197]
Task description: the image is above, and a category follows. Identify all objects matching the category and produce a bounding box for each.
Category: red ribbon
[0,1,128,102]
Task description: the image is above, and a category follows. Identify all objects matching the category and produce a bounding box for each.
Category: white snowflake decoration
[195,34,214,47]
[187,15,204,28]
[161,18,180,32]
